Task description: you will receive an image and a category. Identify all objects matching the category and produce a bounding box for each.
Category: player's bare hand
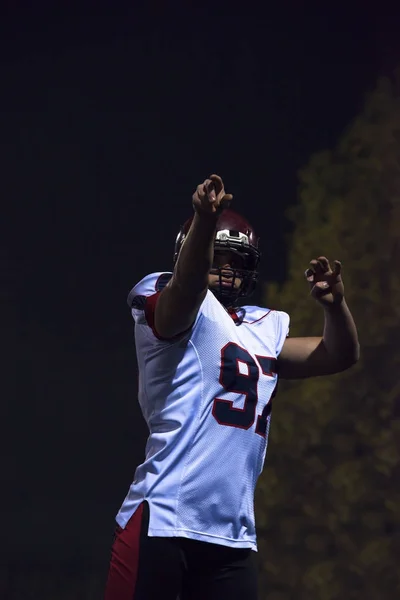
[305,257,345,307]
[192,174,233,216]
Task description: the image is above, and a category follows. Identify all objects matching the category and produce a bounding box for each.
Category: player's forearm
[154,212,217,338]
[172,212,217,295]
[322,300,360,368]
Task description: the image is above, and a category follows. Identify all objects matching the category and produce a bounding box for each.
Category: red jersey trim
[227,308,274,325]
[144,292,165,340]
[242,309,274,324]
[144,292,193,342]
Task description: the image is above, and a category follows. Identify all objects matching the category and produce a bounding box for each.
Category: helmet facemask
[208,229,260,307]
[173,209,261,309]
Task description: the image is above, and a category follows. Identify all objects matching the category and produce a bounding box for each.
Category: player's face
[208,250,245,290]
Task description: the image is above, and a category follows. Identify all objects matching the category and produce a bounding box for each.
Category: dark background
[1,0,399,581]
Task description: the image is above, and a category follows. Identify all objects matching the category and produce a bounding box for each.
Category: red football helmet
[173,209,261,306]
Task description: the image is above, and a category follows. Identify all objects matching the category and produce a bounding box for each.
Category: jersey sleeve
[273,310,290,357]
[127,272,173,338]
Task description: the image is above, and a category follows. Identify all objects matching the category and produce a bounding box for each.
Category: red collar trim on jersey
[227,307,240,323]
[227,307,274,325]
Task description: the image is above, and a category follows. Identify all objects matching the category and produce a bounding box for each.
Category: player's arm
[153,174,232,339]
[277,257,360,379]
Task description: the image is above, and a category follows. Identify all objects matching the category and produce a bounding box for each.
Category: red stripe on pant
[104,504,144,600]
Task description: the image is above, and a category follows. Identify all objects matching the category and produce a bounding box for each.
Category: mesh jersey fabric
[116,272,290,551]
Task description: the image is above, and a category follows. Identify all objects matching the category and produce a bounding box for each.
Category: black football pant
[104,501,258,600]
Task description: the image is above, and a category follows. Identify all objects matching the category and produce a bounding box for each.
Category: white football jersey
[116,272,290,551]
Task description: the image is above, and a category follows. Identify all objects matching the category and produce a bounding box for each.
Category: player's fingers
[305,267,315,283]
[209,174,223,195]
[315,281,330,290]
[333,260,342,276]
[202,178,212,192]
[309,259,322,273]
[195,183,206,200]
[317,256,330,272]
[204,180,216,202]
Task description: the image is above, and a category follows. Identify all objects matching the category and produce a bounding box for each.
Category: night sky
[2,4,399,568]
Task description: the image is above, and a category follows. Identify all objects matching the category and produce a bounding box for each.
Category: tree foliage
[256,73,400,600]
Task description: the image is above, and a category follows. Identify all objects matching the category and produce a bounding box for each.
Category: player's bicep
[277,336,337,379]
[149,279,206,340]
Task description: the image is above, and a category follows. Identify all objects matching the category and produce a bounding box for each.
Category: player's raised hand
[305,256,345,306]
[192,174,233,216]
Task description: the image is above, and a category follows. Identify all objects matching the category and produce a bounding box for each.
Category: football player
[104,174,359,600]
